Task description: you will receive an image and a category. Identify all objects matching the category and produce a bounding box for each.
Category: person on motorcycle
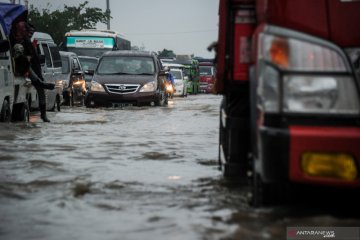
[165,71,175,97]
[166,71,175,87]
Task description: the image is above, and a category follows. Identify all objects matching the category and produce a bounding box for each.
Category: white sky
[28,0,219,58]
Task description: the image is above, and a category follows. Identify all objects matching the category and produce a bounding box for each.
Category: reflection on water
[0,95,359,240]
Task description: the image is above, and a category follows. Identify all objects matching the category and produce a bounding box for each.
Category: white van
[29,32,62,111]
[0,23,31,122]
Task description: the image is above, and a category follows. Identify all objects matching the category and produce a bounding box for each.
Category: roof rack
[70,29,117,34]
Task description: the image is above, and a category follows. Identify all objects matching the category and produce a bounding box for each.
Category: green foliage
[28,1,111,46]
[158,48,176,59]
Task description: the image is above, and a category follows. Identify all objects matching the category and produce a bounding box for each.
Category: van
[0,4,31,122]
[29,32,62,111]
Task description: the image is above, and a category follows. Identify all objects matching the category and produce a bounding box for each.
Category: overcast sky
[28,0,219,58]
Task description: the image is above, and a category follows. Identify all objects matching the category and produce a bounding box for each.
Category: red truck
[199,61,216,93]
[216,0,360,206]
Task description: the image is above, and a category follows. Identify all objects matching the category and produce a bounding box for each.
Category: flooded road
[1,94,359,240]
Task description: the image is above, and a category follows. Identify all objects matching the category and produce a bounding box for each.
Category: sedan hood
[93,74,156,85]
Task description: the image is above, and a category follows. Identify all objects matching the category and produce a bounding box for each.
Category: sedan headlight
[140,81,156,92]
[257,29,360,114]
[90,80,105,92]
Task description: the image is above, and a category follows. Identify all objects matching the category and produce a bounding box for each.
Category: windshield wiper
[137,72,154,75]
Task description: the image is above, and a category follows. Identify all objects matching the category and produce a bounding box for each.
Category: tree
[131,43,146,51]
[158,49,176,59]
[28,1,110,45]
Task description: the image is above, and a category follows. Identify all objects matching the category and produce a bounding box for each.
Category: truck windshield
[199,66,213,76]
[170,70,182,79]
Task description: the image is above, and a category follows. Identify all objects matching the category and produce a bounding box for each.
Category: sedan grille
[105,84,140,94]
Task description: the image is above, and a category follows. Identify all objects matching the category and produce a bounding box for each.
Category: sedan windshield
[97,56,155,75]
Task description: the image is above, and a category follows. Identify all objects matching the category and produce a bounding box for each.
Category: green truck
[175,58,200,94]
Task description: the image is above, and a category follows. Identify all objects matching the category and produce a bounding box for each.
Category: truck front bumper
[259,126,360,187]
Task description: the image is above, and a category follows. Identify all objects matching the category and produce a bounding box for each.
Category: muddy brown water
[0,95,359,240]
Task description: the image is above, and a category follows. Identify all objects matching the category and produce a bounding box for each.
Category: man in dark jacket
[11,20,54,122]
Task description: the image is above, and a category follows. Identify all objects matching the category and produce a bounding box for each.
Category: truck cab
[216,0,360,206]
[0,3,32,122]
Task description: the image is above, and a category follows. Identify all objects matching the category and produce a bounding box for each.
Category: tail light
[256,26,360,115]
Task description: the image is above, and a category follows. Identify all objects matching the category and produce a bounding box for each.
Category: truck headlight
[140,81,156,92]
[90,80,105,92]
[257,29,359,114]
[284,75,359,114]
[260,33,349,72]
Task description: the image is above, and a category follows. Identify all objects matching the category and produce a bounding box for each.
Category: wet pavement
[0,94,359,240]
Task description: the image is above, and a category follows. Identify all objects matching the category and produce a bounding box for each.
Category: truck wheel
[18,103,30,122]
[11,103,29,122]
[0,99,11,122]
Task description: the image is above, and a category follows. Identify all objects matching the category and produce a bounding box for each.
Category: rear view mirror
[0,40,10,52]
[159,70,166,76]
[73,70,84,76]
[84,69,94,76]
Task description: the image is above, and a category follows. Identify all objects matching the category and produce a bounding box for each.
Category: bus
[62,29,131,58]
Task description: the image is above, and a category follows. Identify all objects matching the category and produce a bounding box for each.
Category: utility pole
[106,0,110,30]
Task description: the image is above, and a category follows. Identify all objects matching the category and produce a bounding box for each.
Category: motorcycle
[64,73,87,106]
[165,81,175,99]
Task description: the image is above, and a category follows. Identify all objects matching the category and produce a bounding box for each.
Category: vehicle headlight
[257,30,360,114]
[284,75,359,114]
[73,79,85,86]
[90,80,105,92]
[56,80,65,87]
[140,81,156,92]
[260,33,349,72]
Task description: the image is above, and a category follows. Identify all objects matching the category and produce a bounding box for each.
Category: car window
[61,57,69,74]
[49,44,62,68]
[97,56,155,75]
[79,58,98,71]
[42,43,52,68]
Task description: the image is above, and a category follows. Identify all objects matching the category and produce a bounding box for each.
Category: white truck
[0,3,32,122]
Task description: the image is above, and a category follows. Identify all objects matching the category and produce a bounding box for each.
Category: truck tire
[219,91,251,183]
[0,99,11,122]
[19,103,30,122]
[12,103,29,122]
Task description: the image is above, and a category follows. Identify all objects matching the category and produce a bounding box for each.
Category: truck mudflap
[289,126,360,187]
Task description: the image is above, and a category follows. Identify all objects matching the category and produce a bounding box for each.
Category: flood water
[0,94,359,240]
